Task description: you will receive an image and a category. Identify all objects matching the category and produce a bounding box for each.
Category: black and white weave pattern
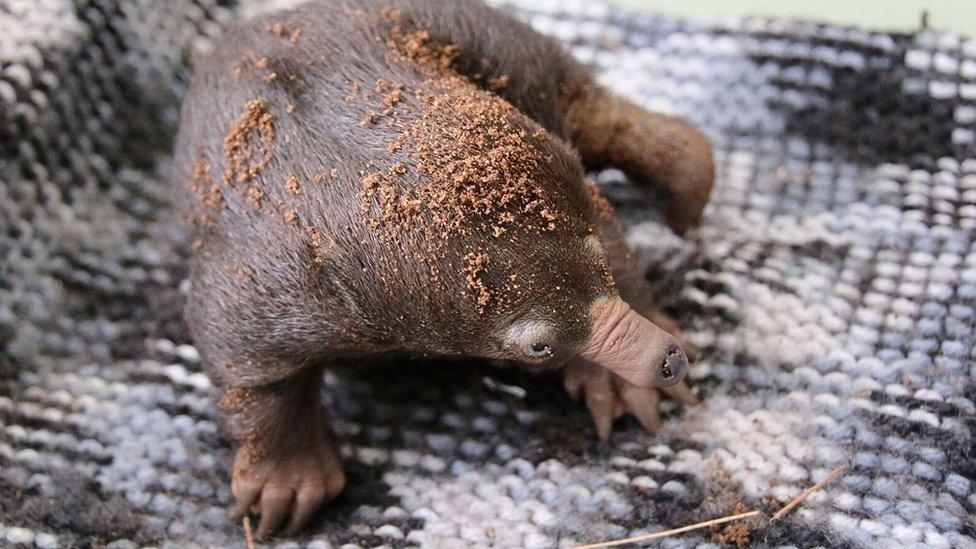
[1,1,974,547]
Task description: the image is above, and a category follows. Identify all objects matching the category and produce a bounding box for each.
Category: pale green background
[606,0,975,37]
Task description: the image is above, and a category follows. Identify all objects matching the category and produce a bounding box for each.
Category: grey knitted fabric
[1,1,974,547]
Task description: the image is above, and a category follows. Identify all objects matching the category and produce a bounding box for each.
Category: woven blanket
[1,1,974,547]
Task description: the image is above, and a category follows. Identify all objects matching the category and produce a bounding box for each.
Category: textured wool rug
[1,1,974,547]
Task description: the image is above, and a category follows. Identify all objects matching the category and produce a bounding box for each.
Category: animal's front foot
[230,434,345,540]
[563,359,697,440]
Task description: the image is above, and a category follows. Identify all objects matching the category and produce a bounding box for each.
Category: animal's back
[171,0,429,236]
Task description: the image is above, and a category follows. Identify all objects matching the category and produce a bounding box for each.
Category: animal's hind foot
[230,431,345,540]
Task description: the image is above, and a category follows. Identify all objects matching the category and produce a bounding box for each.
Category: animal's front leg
[564,358,697,440]
[219,366,345,540]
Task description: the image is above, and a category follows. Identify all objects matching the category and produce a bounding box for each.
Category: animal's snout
[581,297,691,389]
[654,343,688,387]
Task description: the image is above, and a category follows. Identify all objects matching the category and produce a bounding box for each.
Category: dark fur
[171,0,713,511]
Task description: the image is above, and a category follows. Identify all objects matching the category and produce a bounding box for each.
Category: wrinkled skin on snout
[579,297,690,389]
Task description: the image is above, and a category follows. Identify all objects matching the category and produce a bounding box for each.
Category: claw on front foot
[230,436,345,540]
[564,359,696,440]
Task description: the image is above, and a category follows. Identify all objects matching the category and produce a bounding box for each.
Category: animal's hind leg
[565,90,715,235]
[408,1,715,234]
[220,364,345,540]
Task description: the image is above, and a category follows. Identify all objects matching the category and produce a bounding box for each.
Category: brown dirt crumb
[187,155,223,223]
[285,103,296,114]
[361,112,377,126]
[236,54,281,83]
[234,266,253,281]
[708,501,754,549]
[488,74,510,91]
[222,99,276,187]
[218,387,254,414]
[345,81,366,102]
[284,210,299,225]
[387,25,459,76]
[460,252,492,313]
[586,181,614,221]
[246,186,265,209]
[238,434,266,466]
[375,78,393,93]
[285,174,300,195]
[360,74,564,239]
[267,21,301,43]
[384,88,405,107]
[306,226,329,263]
[190,239,203,252]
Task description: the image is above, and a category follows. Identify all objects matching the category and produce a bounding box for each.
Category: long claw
[584,378,615,441]
[619,383,662,434]
[229,479,261,518]
[563,371,583,401]
[255,485,294,540]
[663,381,698,405]
[284,484,328,535]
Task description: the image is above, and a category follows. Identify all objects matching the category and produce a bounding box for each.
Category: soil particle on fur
[267,21,301,43]
[312,168,338,185]
[353,15,585,314]
[236,54,279,83]
[285,173,300,195]
[364,74,561,238]
[222,99,277,198]
[359,67,562,242]
[246,186,265,209]
[187,155,223,227]
[346,81,373,103]
[238,434,266,466]
[387,26,459,77]
[377,79,406,107]
[488,74,510,91]
[217,387,254,414]
[306,226,329,263]
[585,181,614,221]
[461,252,492,313]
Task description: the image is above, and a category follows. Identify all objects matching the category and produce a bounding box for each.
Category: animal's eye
[524,342,552,358]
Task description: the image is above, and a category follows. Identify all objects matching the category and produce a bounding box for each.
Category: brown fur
[170,0,713,537]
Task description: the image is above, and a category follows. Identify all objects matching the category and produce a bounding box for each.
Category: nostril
[658,343,688,385]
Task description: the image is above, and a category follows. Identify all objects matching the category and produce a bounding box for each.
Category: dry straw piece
[572,464,848,549]
[243,516,255,549]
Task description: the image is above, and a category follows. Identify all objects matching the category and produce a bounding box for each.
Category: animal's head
[349,80,688,389]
